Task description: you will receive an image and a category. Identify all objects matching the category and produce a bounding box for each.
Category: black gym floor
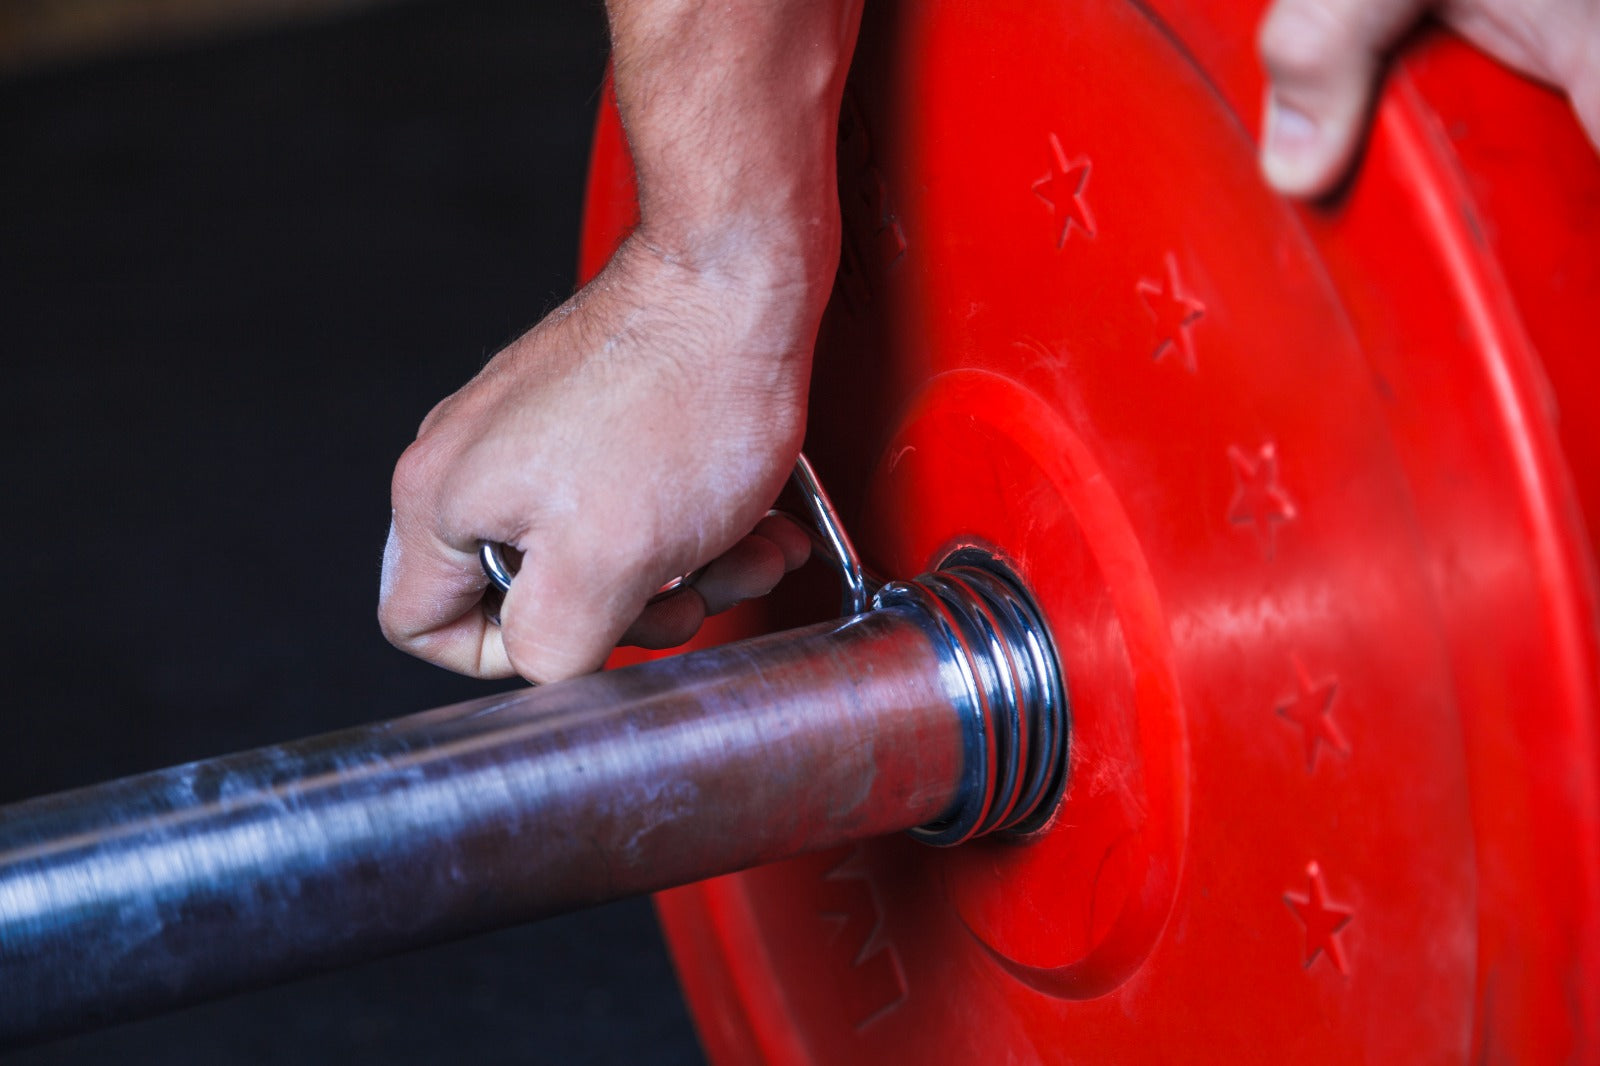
[0,1,705,1061]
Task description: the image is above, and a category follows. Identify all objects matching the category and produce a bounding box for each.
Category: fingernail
[1261,94,1323,194]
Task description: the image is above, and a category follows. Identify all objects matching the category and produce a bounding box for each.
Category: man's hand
[380,0,860,684]
[1258,0,1600,196]
[380,238,816,682]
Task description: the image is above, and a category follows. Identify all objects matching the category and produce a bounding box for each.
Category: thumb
[1257,0,1427,197]
[496,539,652,684]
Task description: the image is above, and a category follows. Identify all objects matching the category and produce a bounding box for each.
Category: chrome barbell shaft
[0,564,1064,1048]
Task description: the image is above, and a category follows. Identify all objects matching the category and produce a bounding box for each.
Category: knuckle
[375,531,410,646]
[376,613,404,649]
[375,598,413,650]
[414,393,456,438]
[389,436,442,507]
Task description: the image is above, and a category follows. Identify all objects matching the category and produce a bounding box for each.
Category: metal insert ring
[479,541,517,594]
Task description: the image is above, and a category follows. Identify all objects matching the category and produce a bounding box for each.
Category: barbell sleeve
[0,563,1065,1047]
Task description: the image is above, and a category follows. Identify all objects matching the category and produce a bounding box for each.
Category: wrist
[629,200,841,314]
[579,233,829,394]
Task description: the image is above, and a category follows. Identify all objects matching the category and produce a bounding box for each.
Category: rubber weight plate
[580,0,1600,1060]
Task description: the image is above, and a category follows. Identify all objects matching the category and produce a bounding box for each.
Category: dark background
[0,1,705,1061]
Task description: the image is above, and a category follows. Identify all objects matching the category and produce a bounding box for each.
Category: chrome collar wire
[787,451,873,615]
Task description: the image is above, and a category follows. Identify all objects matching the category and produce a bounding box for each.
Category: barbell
[4,0,1598,1061]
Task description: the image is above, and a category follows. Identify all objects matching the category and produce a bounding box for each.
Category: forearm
[606,0,863,289]
[380,1,861,683]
